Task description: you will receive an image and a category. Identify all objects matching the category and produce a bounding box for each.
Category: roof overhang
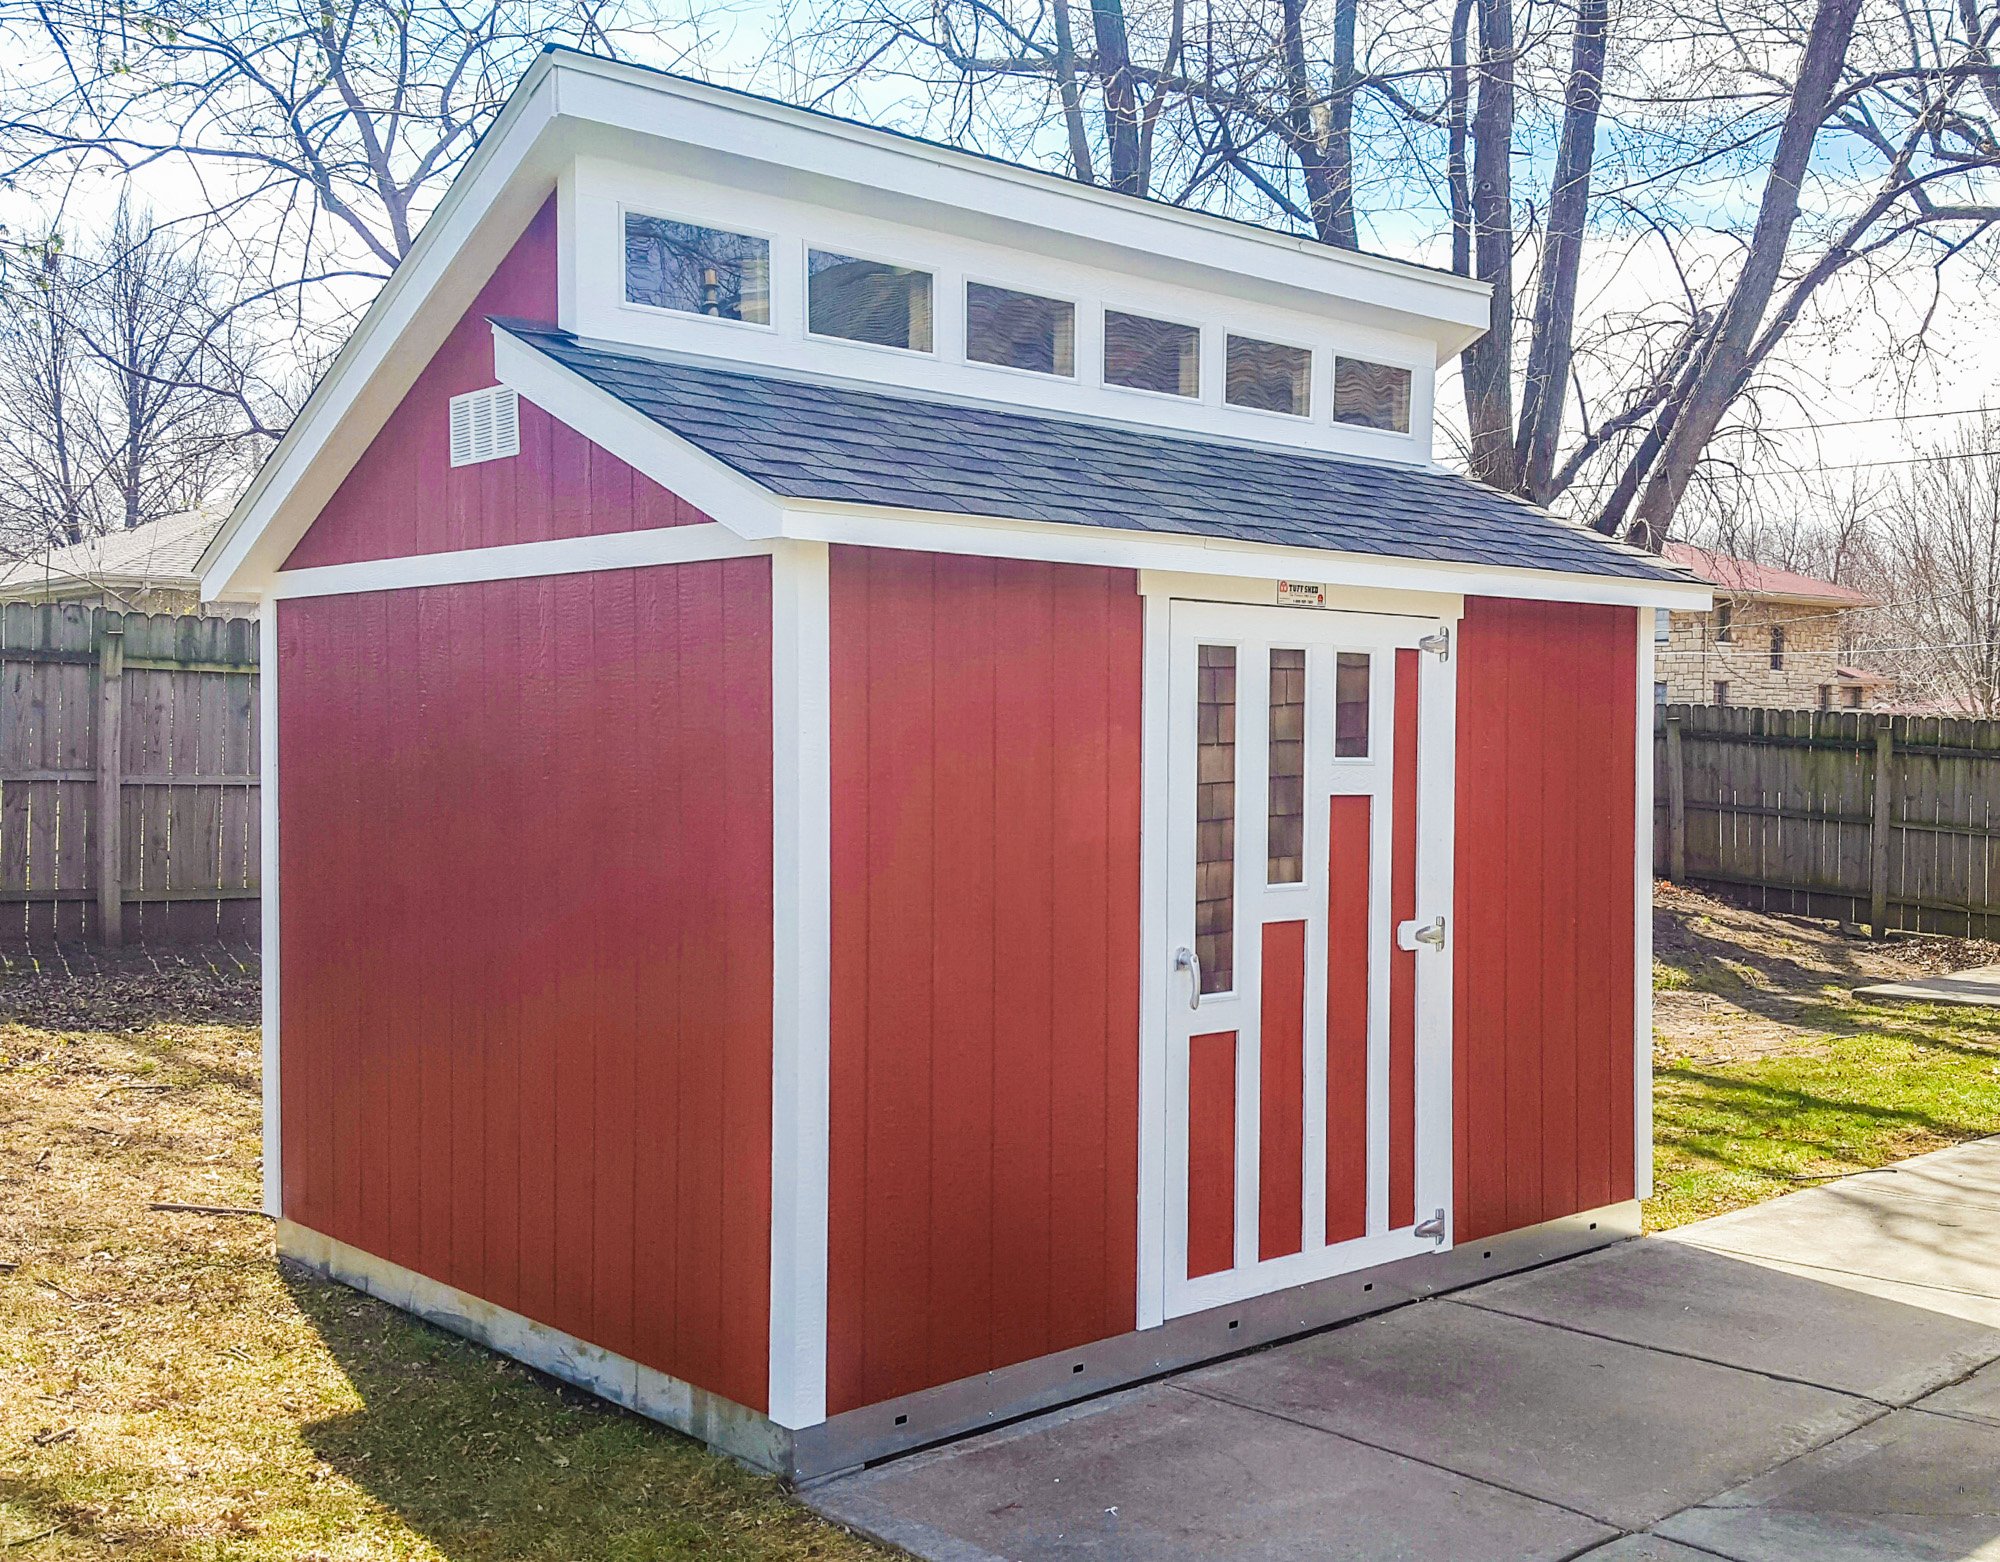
[201,52,1498,602]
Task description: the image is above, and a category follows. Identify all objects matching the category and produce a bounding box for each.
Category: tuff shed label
[1277,580,1328,608]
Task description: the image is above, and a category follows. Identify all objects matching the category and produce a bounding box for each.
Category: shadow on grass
[281,1265,853,1561]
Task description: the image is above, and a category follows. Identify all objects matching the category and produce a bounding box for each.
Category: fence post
[1665,707,1687,883]
[96,617,124,948]
[1869,714,1894,938]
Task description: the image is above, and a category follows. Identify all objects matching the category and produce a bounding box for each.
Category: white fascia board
[775,500,1715,610]
[200,60,568,601]
[546,54,1488,357]
[491,325,784,537]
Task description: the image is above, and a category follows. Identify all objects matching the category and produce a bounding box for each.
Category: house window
[1715,603,1733,643]
[1655,607,1671,645]
[1226,335,1311,417]
[623,214,770,323]
[1713,680,1730,705]
[1332,357,1411,432]
[967,283,1074,376]
[1195,644,1236,994]
[1846,685,1864,709]
[1770,625,1786,670]
[1655,680,1668,707]
[1104,310,1199,397]
[1818,684,1832,710]
[808,251,933,352]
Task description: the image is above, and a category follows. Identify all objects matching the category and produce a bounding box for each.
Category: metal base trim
[276,1221,796,1477]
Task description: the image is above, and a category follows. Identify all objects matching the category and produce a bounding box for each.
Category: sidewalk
[806,1137,2000,1560]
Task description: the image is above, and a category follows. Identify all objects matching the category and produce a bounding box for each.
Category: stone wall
[1658,599,1876,710]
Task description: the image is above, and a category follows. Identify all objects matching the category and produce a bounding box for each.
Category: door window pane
[967,283,1075,376]
[1332,357,1412,432]
[1334,652,1370,758]
[623,214,770,323]
[1268,649,1305,884]
[1105,310,1199,397]
[808,251,933,351]
[1226,335,1311,416]
[1196,645,1236,994]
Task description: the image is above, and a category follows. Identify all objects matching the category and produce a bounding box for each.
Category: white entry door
[1162,599,1457,1317]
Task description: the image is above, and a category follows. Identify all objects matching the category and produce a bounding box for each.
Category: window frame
[1715,602,1733,643]
[616,204,779,333]
[1099,307,1204,403]
[1769,623,1786,670]
[1223,330,1316,421]
[803,243,939,358]
[1330,354,1416,435]
[962,276,1080,381]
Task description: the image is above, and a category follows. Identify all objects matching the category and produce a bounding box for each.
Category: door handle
[1174,946,1201,1010]
[1396,916,1446,952]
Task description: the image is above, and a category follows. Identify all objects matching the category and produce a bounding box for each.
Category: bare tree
[1875,421,2000,715]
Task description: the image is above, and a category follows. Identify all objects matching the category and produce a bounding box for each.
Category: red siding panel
[826,547,1142,1415]
[1258,921,1306,1261]
[278,559,774,1412]
[284,198,713,570]
[1389,648,1419,1231]
[1453,598,1638,1242]
[1325,795,1371,1245]
[1187,1031,1239,1280]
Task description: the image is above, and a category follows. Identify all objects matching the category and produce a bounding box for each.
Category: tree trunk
[1447,0,1474,277]
[1515,0,1609,503]
[1460,0,1518,491]
[1052,0,1096,183]
[1278,0,1354,245]
[1628,0,1864,546]
[1090,0,1145,193]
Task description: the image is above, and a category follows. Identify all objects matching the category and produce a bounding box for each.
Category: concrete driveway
[806,1136,2000,1560]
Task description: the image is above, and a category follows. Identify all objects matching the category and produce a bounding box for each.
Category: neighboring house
[0,511,249,618]
[198,53,1704,1481]
[1657,542,1887,710]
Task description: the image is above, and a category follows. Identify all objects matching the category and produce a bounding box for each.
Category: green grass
[1649,1001,2000,1229]
[0,950,887,1561]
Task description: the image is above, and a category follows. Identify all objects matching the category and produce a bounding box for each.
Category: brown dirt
[1653,879,2000,1063]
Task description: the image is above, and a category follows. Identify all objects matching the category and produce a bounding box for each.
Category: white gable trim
[199,71,566,601]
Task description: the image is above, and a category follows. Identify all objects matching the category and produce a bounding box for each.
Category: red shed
[201,51,1708,1480]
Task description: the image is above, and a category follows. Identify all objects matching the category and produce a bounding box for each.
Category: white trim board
[261,608,281,1219]
[271,524,771,600]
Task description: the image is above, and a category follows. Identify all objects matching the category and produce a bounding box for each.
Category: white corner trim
[280,1220,793,1472]
[270,523,771,600]
[1634,609,1656,1203]
[491,325,786,539]
[261,606,281,1219]
[767,539,833,1430]
[1135,587,1170,1331]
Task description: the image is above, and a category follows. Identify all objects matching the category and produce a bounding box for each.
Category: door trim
[1136,584,1460,1329]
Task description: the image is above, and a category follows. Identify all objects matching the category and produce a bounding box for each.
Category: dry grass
[0,947,889,1560]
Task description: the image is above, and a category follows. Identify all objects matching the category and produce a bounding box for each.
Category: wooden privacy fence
[0,603,258,945]
[1656,702,2000,939]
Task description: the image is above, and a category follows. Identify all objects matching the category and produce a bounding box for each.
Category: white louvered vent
[448,385,520,467]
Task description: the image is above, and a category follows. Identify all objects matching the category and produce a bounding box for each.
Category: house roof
[497,320,1692,586]
[1662,543,1876,607]
[0,511,223,601]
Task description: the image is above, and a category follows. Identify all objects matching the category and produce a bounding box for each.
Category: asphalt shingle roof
[496,319,1688,585]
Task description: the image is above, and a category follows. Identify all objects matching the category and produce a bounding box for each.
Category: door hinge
[1417,628,1451,662]
[1396,915,1446,952]
[1413,1208,1447,1245]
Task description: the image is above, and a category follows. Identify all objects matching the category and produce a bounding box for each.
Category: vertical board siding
[1454,598,1638,1242]
[826,547,1141,1415]
[1389,649,1419,1231]
[1325,794,1371,1245]
[278,559,775,1412]
[1186,1031,1239,1280]
[1257,921,1306,1262]
[284,199,712,571]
